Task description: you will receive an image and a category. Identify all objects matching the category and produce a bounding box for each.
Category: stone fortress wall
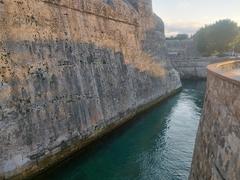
[190,60,240,180]
[167,39,227,79]
[0,0,181,178]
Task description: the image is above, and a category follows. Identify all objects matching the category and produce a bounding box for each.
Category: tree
[235,36,240,53]
[194,19,239,56]
[166,34,189,40]
[175,34,189,40]
[229,32,240,53]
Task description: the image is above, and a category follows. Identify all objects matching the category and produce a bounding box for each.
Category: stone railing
[208,60,240,83]
[190,60,240,180]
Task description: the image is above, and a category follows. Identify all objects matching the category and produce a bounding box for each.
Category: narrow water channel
[37,80,206,180]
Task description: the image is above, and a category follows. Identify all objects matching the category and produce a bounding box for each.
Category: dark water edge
[36,80,206,180]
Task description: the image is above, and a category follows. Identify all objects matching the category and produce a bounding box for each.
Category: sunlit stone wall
[190,60,240,179]
[0,0,181,178]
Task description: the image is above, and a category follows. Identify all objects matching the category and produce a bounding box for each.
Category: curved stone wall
[190,60,240,180]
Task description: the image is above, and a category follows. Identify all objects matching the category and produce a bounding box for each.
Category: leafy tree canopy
[194,19,239,56]
[229,31,240,53]
[166,34,189,40]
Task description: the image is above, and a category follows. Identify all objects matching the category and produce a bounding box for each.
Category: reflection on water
[37,80,206,180]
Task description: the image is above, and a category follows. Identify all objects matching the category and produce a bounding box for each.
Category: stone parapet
[190,60,240,180]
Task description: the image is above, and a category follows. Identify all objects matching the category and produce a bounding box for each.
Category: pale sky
[152,0,240,37]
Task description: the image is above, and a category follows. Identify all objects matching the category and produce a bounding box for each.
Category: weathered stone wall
[190,61,240,180]
[0,0,181,178]
[166,39,200,58]
[170,56,227,79]
[167,39,227,79]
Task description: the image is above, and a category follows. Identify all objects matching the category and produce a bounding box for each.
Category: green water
[38,80,206,180]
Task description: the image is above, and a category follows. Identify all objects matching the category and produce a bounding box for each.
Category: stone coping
[207,60,240,86]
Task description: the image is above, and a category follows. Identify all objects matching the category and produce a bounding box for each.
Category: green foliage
[194,19,239,56]
[166,34,189,40]
[235,38,240,53]
[229,32,240,53]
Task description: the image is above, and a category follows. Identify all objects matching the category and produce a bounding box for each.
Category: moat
[37,80,206,180]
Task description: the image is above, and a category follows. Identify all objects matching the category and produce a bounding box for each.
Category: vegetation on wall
[193,19,240,56]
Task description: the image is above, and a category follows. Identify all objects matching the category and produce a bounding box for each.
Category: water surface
[38,80,206,180]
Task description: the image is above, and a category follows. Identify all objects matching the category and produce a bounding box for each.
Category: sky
[152,0,240,37]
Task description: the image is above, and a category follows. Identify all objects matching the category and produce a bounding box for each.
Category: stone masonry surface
[190,60,240,180]
[0,0,181,178]
[167,39,228,79]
